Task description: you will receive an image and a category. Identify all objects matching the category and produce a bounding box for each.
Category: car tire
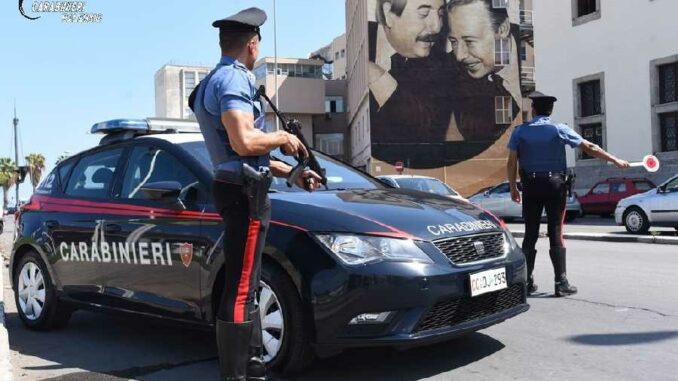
[623,207,650,235]
[260,262,314,375]
[13,251,72,330]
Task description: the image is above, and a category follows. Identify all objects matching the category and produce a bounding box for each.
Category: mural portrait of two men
[368,0,524,194]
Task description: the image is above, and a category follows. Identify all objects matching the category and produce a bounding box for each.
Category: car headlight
[314,234,433,266]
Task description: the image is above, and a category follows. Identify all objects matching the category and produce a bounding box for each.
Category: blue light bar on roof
[91,118,200,135]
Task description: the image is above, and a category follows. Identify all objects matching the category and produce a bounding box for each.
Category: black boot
[216,319,252,381]
[523,249,538,295]
[549,248,578,297]
[247,307,267,381]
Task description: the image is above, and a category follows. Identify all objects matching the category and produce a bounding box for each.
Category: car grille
[433,233,505,265]
[414,284,525,333]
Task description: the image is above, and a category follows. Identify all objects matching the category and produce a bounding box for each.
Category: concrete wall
[257,75,325,115]
[154,65,182,119]
[534,0,678,192]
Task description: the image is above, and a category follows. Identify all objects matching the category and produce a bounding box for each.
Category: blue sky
[0,0,345,203]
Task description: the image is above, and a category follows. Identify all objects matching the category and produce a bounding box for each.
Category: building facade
[310,34,348,80]
[154,64,210,120]
[346,0,530,195]
[535,0,678,192]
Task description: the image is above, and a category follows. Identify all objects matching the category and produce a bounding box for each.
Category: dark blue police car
[11,119,528,373]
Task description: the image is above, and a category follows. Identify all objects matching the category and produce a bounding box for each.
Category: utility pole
[13,101,20,207]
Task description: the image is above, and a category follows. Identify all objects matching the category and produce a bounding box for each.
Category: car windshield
[179,142,383,192]
[395,178,459,196]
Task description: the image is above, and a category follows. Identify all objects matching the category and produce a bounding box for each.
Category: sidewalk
[0,217,14,381]
[507,216,678,245]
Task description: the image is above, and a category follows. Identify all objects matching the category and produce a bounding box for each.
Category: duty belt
[523,171,566,179]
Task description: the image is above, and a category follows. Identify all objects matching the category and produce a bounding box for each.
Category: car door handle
[104,224,122,233]
[45,220,59,229]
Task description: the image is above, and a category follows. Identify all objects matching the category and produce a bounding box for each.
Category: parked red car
[579,177,656,217]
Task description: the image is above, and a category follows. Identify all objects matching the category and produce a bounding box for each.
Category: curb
[511,231,678,245]
[0,259,13,381]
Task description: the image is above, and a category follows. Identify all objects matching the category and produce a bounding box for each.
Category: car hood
[270,188,503,242]
[619,188,658,205]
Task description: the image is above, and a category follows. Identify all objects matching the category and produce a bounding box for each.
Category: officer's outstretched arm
[580,140,630,169]
[221,110,298,156]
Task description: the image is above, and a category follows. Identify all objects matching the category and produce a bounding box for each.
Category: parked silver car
[377,175,467,202]
[615,174,678,234]
[468,182,582,222]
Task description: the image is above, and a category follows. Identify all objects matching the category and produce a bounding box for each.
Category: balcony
[521,66,535,93]
[520,10,534,44]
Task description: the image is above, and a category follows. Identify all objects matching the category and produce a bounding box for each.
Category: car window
[610,183,627,193]
[57,160,75,192]
[378,178,398,187]
[491,184,510,194]
[65,149,122,199]
[665,177,678,192]
[120,146,203,202]
[634,181,653,192]
[394,178,457,196]
[591,183,610,195]
[35,169,57,195]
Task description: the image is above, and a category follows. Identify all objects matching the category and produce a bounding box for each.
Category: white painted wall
[535,0,678,165]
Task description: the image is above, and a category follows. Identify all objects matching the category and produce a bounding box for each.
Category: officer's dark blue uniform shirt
[193,55,269,179]
[507,116,583,173]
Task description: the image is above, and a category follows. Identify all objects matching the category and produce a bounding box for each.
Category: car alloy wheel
[259,280,284,363]
[17,262,46,321]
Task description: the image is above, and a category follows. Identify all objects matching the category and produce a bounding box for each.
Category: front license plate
[470,268,508,297]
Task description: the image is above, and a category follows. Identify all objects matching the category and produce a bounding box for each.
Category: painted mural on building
[368,0,523,195]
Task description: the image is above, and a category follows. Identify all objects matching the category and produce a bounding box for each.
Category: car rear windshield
[179,142,383,192]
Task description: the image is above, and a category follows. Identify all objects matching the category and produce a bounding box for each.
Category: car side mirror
[658,185,667,194]
[483,191,490,197]
[140,181,185,208]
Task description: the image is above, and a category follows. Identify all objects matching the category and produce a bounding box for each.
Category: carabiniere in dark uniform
[507,91,629,297]
[189,8,320,381]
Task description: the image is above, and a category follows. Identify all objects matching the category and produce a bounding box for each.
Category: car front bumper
[615,206,625,225]
[309,245,528,357]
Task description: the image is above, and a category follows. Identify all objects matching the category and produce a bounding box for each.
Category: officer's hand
[510,187,521,204]
[280,132,308,159]
[614,159,630,169]
[296,170,323,192]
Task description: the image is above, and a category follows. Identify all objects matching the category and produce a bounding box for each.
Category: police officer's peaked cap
[529,91,558,103]
[212,7,267,40]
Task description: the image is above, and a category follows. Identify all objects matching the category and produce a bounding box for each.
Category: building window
[576,0,598,17]
[325,96,345,113]
[341,49,346,58]
[574,73,605,160]
[520,41,527,62]
[580,123,603,159]
[495,96,513,124]
[579,80,601,117]
[659,62,678,104]
[660,112,678,152]
[335,52,340,60]
[315,133,344,157]
[492,0,508,8]
[495,38,510,66]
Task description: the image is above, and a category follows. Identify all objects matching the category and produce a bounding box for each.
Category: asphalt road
[2,215,678,381]
[506,215,678,237]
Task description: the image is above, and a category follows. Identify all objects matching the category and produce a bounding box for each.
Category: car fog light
[349,311,394,325]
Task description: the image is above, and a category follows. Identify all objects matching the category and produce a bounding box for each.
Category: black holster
[242,164,273,220]
[565,169,576,197]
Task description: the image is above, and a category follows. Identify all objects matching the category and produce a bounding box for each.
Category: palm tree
[0,158,17,210]
[25,153,47,192]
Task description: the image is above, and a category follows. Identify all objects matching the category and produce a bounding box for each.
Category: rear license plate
[470,267,508,297]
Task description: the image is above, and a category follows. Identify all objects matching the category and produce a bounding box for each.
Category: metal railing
[521,66,535,85]
[520,10,534,27]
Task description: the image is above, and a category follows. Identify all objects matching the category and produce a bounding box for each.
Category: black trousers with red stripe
[213,180,271,323]
[521,174,568,252]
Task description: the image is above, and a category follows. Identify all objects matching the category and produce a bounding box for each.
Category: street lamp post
[13,102,20,207]
[273,0,279,131]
